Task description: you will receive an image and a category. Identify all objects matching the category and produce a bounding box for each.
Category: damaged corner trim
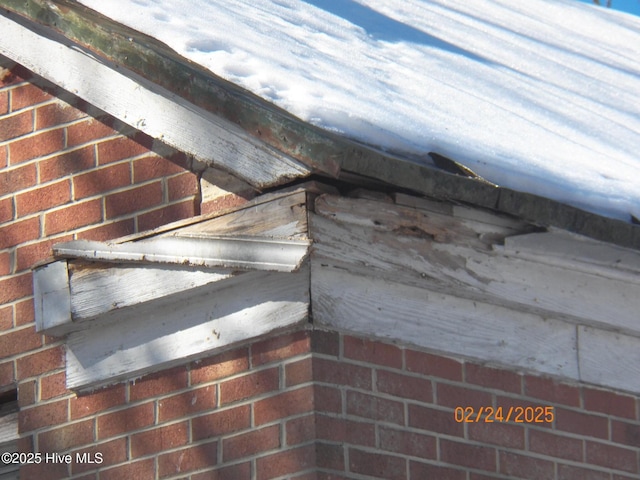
[53,236,311,272]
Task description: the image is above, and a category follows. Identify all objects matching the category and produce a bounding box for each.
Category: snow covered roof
[75,0,640,223]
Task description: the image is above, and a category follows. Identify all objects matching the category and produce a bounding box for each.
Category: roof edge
[1,1,639,249]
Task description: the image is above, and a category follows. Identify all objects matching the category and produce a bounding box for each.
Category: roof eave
[1,0,639,249]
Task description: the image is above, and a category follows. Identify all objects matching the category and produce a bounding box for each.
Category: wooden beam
[66,267,310,391]
[0,10,310,188]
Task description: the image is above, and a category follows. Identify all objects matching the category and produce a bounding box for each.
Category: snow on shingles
[78,0,640,222]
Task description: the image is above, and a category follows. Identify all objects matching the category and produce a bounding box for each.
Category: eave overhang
[1,0,639,249]
[33,186,640,394]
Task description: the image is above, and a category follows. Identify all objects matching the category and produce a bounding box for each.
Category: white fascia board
[0,11,310,188]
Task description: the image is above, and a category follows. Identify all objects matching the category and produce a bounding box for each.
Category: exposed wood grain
[312,265,578,380]
[578,326,640,394]
[0,11,310,188]
[68,264,236,325]
[174,190,309,239]
[66,267,310,391]
[311,196,640,336]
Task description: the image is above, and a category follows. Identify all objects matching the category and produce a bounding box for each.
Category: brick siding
[2,56,639,479]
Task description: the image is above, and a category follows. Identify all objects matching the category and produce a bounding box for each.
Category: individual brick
[16,345,64,379]
[218,367,279,405]
[10,83,53,110]
[14,298,35,326]
[524,374,580,407]
[38,419,94,452]
[585,440,638,473]
[72,162,131,200]
[313,384,342,414]
[528,428,583,461]
[15,179,71,217]
[0,196,13,223]
[255,444,315,480]
[19,398,68,432]
[465,363,522,394]
[192,404,251,440]
[343,335,402,369]
[554,407,609,439]
[190,347,250,384]
[376,369,433,403]
[254,385,314,425]
[583,387,637,419]
[40,371,68,401]
[316,442,344,471]
[157,440,218,479]
[499,451,555,480]
[0,325,42,358]
[557,464,612,480]
[0,251,11,276]
[405,349,463,381]
[408,404,463,437]
[133,154,186,182]
[98,458,155,480]
[9,128,64,164]
[251,330,311,366]
[468,420,525,449]
[315,414,375,447]
[436,382,493,410]
[136,200,197,231]
[66,116,117,147]
[128,366,188,402]
[70,383,126,419]
[104,181,162,218]
[158,385,217,422]
[97,134,152,165]
[191,463,252,480]
[130,421,189,458]
[97,403,155,439]
[409,461,466,480]
[285,413,316,446]
[168,171,198,201]
[440,439,497,472]
[0,305,11,331]
[34,101,86,130]
[0,217,39,250]
[0,162,37,196]
[0,109,33,142]
[612,419,640,447]
[346,390,404,425]
[348,448,406,480]
[285,356,313,387]
[38,146,95,183]
[44,199,102,235]
[311,329,339,357]
[17,379,36,407]
[313,357,372,390]
[75,218,135,241]
[222,424,280,462]
[379,425,437,459]
[0,361,15,387]
[70,437,127,475]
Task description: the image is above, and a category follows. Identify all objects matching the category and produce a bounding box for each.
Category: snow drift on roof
[78,0,640,222]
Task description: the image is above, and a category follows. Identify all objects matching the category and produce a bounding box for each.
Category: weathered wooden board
[311,196,640,336]
[68,264,237,325]
[174,190,309,239]
[66,266,310,391]
[311,265,579,380]
[0,12,310,188]
[578,326,640,394]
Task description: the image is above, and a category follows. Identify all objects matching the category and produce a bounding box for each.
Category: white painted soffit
[0,10,311,188]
